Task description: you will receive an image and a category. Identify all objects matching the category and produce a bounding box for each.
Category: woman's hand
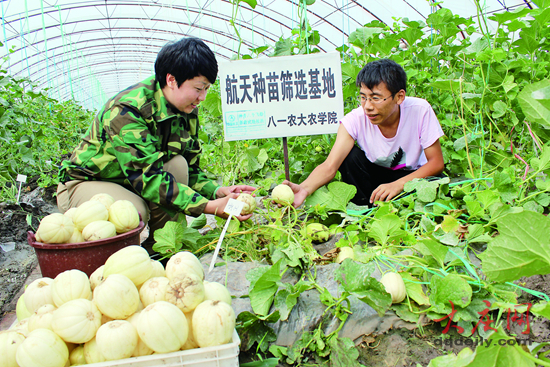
[204,194,253,221]
[216,185,256,198]
[282,180,309,208]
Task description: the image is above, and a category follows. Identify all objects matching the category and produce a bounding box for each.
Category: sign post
[219,52,344,179]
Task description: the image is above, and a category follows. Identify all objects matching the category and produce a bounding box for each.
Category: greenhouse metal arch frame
[0,0,537,110]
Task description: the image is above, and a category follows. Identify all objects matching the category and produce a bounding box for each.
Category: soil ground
[1,183,549,366]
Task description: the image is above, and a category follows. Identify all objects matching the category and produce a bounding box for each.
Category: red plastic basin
[27,221,145,278]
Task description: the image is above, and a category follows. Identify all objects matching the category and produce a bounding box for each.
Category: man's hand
[216,185,256,198]
[370,180,405,204]
[282,180,309,208]
[204,194,253,221]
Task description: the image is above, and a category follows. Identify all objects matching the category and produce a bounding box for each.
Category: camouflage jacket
[59,75,219,217]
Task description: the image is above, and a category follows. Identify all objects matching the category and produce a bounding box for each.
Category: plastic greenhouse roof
[0,0,539,110]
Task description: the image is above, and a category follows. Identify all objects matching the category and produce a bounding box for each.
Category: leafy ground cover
[1,1,550,366]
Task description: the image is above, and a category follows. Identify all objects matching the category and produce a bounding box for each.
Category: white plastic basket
[85,330,241,367]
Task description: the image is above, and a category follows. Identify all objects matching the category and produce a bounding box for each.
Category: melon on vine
[380,272,406,304]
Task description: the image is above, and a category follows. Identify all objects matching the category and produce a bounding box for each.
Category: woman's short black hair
[155,37,218,88]
[356,59,407,95]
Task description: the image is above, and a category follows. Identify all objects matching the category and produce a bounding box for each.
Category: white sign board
[219,52,344,141]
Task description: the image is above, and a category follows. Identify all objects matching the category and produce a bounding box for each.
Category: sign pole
[283,137,290,181]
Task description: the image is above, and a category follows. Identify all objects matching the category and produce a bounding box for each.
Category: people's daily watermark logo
[433,300,532,335]
[433,335,535,348]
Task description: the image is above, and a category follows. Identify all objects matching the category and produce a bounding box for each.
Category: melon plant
[272,184,294,206]
[380,272,406,304]
[236,193,256,215]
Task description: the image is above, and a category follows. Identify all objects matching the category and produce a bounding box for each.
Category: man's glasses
[358,94,394,104]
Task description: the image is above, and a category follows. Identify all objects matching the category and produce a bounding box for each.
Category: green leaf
[327,336,362,367]
[236,311,279,352]
[492,100,508,118]
[335,260,392,316]
[272,37,293,56]
[517,79,550,127]
[238,0,257,9]
[429,274,473,313]
[428,79,461,92]
[488,7,531,24]
[152,221,185,256]
[274,280,313,321]
[368,214,404,246]
[348,27,383,48]
[189,213,207,229]
[304,181,356,212]
[465,327,536,367]
[480,211,550,282]
[414,238,448,268]
[401,272,430,306]
[248,260,283,316]
[240,358,280,367]
[530,145,550,172]
[201,90,222,118]
[427,346,475,367]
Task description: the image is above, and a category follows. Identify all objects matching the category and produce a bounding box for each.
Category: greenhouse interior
[1,0,549,366]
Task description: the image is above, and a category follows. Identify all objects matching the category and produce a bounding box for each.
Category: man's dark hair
[155,37,218,88]
[356,59,407,95]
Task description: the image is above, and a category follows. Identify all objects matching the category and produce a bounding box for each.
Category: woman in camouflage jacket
[57,37,255,253]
